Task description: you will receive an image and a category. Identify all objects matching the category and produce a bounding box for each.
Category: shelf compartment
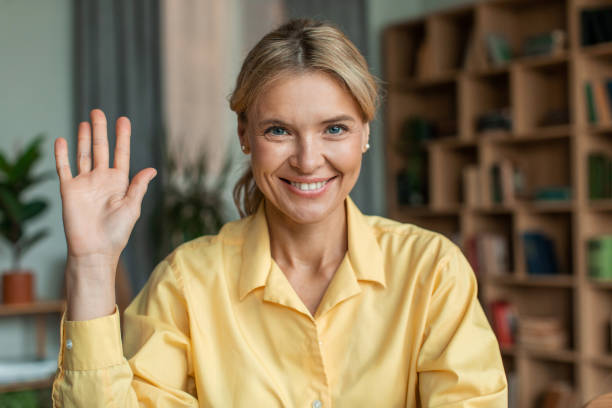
[515,212,574,277]
[429,143,478,209]
[522,359,577,408]
[480,138,572,207]
[477,0,568,68]
[513,59,571,133]
[383,20,426,82]
[575,52,612,128]
[429,7,476,75]
[459,70,511,139]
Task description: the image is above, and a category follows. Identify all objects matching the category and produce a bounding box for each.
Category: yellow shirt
[52,198,507,407]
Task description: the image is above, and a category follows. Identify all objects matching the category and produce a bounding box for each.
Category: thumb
[125,168,157,214]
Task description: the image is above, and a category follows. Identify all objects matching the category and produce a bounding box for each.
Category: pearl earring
[363,143,370,153]
[241,145,248,153]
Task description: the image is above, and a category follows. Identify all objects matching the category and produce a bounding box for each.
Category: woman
[52,19,507,407]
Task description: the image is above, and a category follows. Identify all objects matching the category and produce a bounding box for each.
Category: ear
[363,122,370,146]
[237,116,248,149]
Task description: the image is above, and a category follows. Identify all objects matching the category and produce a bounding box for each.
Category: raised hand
[54,109,157,320]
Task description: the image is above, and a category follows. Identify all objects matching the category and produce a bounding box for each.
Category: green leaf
[0,185,22,222]
[16,228,49,257]
[20,199,48,221]
[9,134,45,184]
[0,151,10,174]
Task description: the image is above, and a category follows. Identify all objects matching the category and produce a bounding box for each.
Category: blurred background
[1,0,612,406]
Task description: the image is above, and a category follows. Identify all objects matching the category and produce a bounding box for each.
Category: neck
[265,200,348,280]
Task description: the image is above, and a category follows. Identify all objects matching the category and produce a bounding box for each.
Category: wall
[0,0,72,359]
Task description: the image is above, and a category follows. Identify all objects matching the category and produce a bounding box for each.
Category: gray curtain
[284,0,376,214]
[74,0,163,291]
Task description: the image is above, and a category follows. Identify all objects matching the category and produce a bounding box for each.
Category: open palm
[54,109,157,261]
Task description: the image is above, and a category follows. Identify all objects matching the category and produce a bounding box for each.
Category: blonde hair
[229,19,380,217]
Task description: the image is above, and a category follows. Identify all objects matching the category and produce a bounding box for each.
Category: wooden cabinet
[383,0,612,405]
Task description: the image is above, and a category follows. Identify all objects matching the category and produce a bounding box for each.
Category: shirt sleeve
[52,258,199,407]
[417,247,508,407]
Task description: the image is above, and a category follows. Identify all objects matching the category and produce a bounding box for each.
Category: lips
[280,176,337,192]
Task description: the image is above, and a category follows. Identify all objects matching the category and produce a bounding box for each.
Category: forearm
[65,254,117,321]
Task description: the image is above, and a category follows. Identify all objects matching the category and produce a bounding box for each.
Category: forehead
[250,71,363,124]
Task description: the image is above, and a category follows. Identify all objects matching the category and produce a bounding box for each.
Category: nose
[289,133,325,174]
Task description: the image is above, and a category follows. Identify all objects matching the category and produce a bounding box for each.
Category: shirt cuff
[59,305,125,371]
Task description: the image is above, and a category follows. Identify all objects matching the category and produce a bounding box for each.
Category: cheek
[327,140,363,176]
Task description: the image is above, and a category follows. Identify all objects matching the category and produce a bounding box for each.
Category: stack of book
[581,7,612,47]
[490,300,517,347]
[519,315,568,350]
[584,79,612,125]
[521,231,560,275]
[464,233,510,277]
[587,235,612,280]
[588,153,612,200]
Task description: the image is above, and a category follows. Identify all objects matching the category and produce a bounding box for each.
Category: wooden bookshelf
[0,300,65,394]
[383,0,612,405]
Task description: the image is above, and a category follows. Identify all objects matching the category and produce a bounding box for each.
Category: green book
[588,236,612,280]
[589,154,607,200]
[585,81,598,124]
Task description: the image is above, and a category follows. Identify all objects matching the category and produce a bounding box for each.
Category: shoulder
[158,215,252,280]
[364,214,470,286]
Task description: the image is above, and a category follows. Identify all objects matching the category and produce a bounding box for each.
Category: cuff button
[66,339,73,350]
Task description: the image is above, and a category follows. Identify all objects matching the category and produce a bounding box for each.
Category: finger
[90,109,109,168]
[114,116,131,175]
[77,121,92,174]
[54,138,73,181]
[125,168,157,216]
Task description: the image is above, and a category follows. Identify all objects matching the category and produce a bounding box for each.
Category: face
[238,71,370,225]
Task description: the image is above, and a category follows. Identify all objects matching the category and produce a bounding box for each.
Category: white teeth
[290,180,327,191]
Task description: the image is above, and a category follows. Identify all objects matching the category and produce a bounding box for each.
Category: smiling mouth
[280,176,337,191]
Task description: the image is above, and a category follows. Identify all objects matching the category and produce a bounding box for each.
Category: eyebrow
[257,115,356,128]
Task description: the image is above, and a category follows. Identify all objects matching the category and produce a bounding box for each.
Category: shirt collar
[238,196,386,301]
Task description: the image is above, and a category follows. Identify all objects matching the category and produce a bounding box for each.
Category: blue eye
[327,125,346,135]
[267,126,288,136]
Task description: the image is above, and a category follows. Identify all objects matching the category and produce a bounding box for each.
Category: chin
[272,199,343,226]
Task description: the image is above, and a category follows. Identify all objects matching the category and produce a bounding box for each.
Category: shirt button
[312,399,322,408]
[318,340,323,345]
[66,339,73,350]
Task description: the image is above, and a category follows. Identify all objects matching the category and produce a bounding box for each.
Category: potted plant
[0,135,52,304]
[154,144,231,262]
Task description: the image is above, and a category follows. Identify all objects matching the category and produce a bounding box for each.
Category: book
[588,153,610,200]
[581,7,612,46]
[462,165,480,207]
[594,80,612,125]
[522,231,560,275]
[587,235,612,280]
[585,81,597,124]
[519,316,568,350]
[490,300,517,347]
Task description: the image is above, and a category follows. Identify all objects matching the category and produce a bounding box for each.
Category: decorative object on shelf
[522,29,566,58]
[521,231,560,275]
[154,145,231,260]
[476,108,512,133]
[519,315,568,350]
[489,159,527,205]
[395,117,435,206]
[0,135,52,304]
[485,33,512,66]
[581,7,612,47]
[587,235,612,280]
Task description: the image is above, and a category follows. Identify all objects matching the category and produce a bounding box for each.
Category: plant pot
[2,270,35,304]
